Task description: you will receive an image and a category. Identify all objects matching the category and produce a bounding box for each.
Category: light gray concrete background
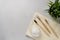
[0,0,53,40]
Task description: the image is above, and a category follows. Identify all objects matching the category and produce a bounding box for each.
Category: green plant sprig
[47,0,60,20]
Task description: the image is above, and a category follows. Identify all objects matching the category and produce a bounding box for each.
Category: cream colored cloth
[26,12,60,40]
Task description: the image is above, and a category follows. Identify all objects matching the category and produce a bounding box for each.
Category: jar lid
[31,25,41,37]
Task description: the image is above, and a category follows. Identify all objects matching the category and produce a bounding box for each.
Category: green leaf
[48,0,53,5]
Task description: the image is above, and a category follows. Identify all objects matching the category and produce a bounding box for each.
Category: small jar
[31,25,41,37]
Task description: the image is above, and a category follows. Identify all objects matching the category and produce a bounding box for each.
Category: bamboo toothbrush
[45,19,58,38]
[34,18,50,37]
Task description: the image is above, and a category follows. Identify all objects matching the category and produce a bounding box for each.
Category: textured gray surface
[0,0,52,40]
